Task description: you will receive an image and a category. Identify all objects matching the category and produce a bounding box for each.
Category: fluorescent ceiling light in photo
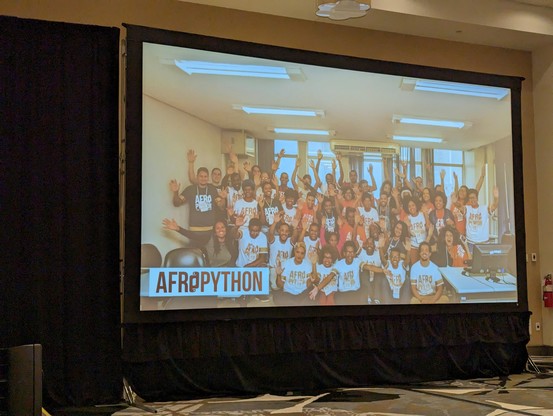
[392,115,471,129]
[174,60,301,80]
[271,128,335,136]
[233,105,325,117]
[401,78,509,100]
[392,135,443,144]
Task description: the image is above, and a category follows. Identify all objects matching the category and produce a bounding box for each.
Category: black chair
[163,247,207,267]
[141,243,162,272]
[161,247,215,309]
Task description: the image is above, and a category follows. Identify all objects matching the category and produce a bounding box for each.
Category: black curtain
[123,312,530,400]
[0,16,122,406]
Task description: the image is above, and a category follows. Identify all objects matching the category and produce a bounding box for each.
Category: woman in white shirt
[274,242,318,306]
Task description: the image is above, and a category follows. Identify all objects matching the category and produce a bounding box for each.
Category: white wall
[142,95,223,259]
[533,45,553,345]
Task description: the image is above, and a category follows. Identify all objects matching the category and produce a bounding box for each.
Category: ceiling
[141,0,551,152]
[178,0,553,52]
[143,41,512,151]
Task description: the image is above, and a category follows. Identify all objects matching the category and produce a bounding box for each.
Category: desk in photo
[438,267,518,303]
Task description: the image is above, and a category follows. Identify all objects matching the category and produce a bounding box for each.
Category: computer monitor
[471,244,512,274]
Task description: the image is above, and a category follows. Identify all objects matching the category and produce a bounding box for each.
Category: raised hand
[229,151,238,165]
[169,179,180,193]
[400,160,407,168]
[218,188,228,200]
[440,169,446,180]
[257,194,264,207]
[308,159,315,169]
[235,215,246,227]
[453,171,458,181]
[295,157,301,168]
[367,164,373,174]
[308,251,319,265]
[243,160,251,172]
[187,149,197,163]
[317,149,323,160]
[331,159,337,170]
[336,152,342,161]
[275,260,283,277]
[226,164,235,175]
[278,148,285,158]
[317,193,324,205]
[271,160,279,172]
[162,218,179,231]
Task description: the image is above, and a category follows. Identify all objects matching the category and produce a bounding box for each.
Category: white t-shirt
[236,231,268,267]
[386,260,407,299]
[358,207,379,236]
[227,186,243,209]
[269,238,293,268]
[282,205,297,227]
[233,198,258,228]
[303,236,320,259]
[317,264,338,295]
[465,204,490,244]
[281,258,312,295]
[409,212,427,248]
[410,260,443,296]
[335,258,362,292]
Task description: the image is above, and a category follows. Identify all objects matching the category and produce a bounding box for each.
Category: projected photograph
[139,41,518,311]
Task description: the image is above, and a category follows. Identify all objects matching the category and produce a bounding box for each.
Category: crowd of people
[161,147,499,306]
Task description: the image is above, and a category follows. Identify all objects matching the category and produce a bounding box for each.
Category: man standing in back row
[170,166,220,246]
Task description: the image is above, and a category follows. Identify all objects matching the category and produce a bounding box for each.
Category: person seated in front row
[274,242,319,306]
[410,242,449,304]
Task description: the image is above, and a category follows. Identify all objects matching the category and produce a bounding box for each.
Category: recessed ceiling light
[175,60,290,79]
[271,128,335,136]
[233,105,325,117]
[392,115,471,129]
[392,135,443,143]
[401,78,509,100]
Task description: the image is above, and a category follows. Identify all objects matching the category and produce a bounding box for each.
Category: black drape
[0,16,122,406]
[123,312,530,400]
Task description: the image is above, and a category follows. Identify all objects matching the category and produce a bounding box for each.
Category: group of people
[161,147,499,306]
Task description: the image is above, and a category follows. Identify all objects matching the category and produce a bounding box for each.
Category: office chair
[141,243,162,271]
[161,247,215,309]
[163,247,207,267]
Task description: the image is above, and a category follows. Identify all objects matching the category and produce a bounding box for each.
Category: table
[438,267,518,303]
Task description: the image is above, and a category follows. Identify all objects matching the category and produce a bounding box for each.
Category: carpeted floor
[106,371,553,415]
[49,358,553,416]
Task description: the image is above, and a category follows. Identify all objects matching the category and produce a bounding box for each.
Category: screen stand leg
[95,378,157,413]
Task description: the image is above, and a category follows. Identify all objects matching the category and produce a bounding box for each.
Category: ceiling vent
[330,139,399,155]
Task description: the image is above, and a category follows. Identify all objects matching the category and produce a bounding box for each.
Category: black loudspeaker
[7,344,42,416]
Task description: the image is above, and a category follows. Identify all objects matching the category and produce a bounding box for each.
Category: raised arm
[367,163,377,192]
[291,157,301,191]
[336,153,345,188]
[475,164,486,193]
[187,149,198,185]
[309,159,322,191]
[488,186,499,214]
[170,179,186,207]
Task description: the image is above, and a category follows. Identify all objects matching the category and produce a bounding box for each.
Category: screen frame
[123,24,527,323]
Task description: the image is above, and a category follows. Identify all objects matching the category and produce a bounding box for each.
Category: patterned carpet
[112,370,553,415]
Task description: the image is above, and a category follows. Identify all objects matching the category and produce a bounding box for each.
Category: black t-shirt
[260,198,283,226]
[181,184,220,228]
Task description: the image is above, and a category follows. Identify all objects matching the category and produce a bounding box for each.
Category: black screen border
[123,24,527,323]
